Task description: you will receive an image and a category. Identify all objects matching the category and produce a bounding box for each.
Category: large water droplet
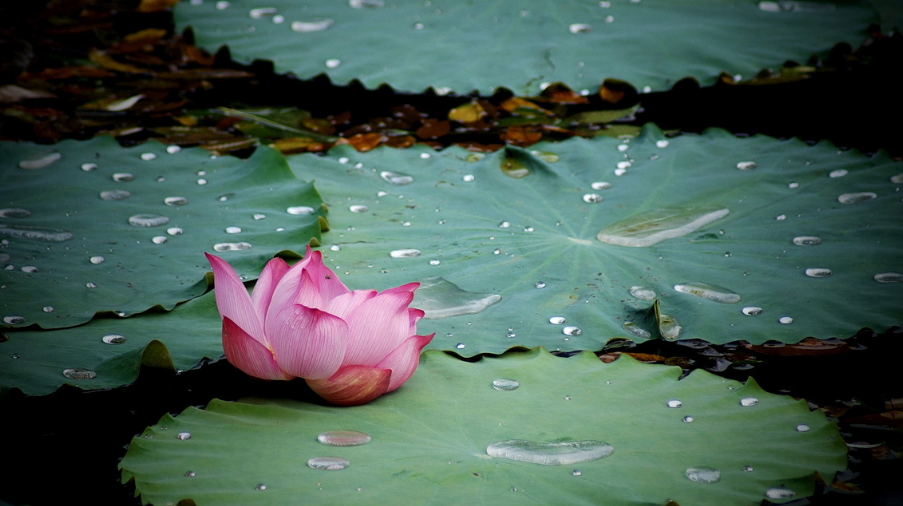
[500,156,529,178]
[100,190,130,201]
[582,193,603,203]
[792,236,821,246]
[795,423,810,432]
[213,242,252,252]
[140,153,156,161]
[102,334,126,344]
[42,306,54,313]
[597,207,729,247]
[591,181,612,190]
[765,487,796,499]
[549,316,566,324]
[19,152,61,169]
[128,214,169,227]
[0,208,30,218]
[562,326,582,336]
[829,169,848,178]
[736,161,757,170]
[349,0,384,7]
[462,174,475,182]
[112,173,134,182]
[667,399,683,408]
[390,248,421,258]
[317,430,371,446]
[307,456,350,470]
[622,322,651,339]
[152,236,168,244]
[287,206,315,215]
[21,265,38,273]
[673,282,740,303]
[413,277,501,319]
[740,397,759,407]
[837,192,876,204]
[255,483,267,491]
[779,316,794,324]
[325,59,341,68]
[62,368,97,380]
[164,196,189,206]
[568,23,592,33]
[167,227,183,236]
[683,415,694,423]
[349,205,369,213]
[89,256,105,264]
[224,226,241,234]
[873,272,903,283]
[629,285,656,301]
[4,316,25,325]
[804,267,832,278]
[291,18,334,32]
[486,439,614,465]
[492,378,520,391]
[656,140,670,148]
[685,467,721,483]
[0,225,73,242]
[741,306,763,316]
[81,163,98,171]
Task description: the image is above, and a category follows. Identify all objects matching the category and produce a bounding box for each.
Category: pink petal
[222,317,292,380]
[251,257,290,323]
[341,282,420,366]
[267,248,348,314]
[267,303,348,380]
[299,249,349,303]
[206,253,264,341]
[305,365,391,406]
[325,289,376,320]
[377,333,435,392]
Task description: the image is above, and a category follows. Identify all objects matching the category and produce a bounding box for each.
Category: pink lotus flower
[205,247,434,406]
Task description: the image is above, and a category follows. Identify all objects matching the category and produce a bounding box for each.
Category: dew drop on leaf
[486,439,614,465]
[176,432,191,440]
[18,152,61,169]
[740,397,759,407]
[597,207,730,247]
[291,18,335,32]
[151,236,168,244]
[89,256,105,264]
[390,248,421,258]
[62,368,97,380]
[307,456,350,470]
[128,214,169,227]
[792,236,821,246]
[673,282,740,303]
[164,196,189,206]
[685,467,721,483]
[213,242,252,252]
[765,487,796,499]
[741,306,763,316]
[287,206,315,215]
[837,192,876,204]
[100,190,130,201]
[102,334,126,344]
[491,378,519,391]
[736,161,757,170]
[804,267,832,278]
[549,316,566,324]
[3,316,25,325]
[874,272,903,283]
[317,430,371,446]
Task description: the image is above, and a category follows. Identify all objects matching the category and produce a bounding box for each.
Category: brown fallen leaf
[416,119,450,139]
[448,100,485,123]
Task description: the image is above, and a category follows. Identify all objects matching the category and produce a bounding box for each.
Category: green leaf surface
[0,290,222,396]
[0,137,324,329]
[288,126,902,354]
[175,0,877,94]
[120,349,847,506]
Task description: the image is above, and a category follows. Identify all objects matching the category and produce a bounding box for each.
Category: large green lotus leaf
[0,290,222,396]
[288,126,902,354]
[120,349,846,506]
[175,0,876,95]
[0,137,324,329]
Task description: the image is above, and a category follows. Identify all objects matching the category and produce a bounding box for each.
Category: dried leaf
[415,119,450,139]
[538,82,589,104]
[89,49,149,74]
[345,132,384,152]
[269,137,326,154]
[448,101,485,123]
[0,85,56,104]
[137,0,180,13]
[123,29,168,45]
[499,125,542,146]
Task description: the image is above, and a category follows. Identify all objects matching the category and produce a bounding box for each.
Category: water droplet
[788,182,799,188]
[176,432,191,440]
[838,192,876,204]
[166,145,181,154]
[616,161,632,170]
[213,242,252,252]
[164,196,189,206]
[86,282,97,288]
[317,430,371,446]
[591,182,613,191]
[597,207,729,247]
[658,313,681,340]
[804,267,832,278]
[685,467,721,483]
[874,272,903,283]
[62,368,97,380]
[413,277,501,319]
[571,469,582,476]
[779,316,794,324]
[792,236,821,246]
[291,18,334,32]
[255,483,267,491]
[622,322,651,339]
[741,306,763,316]
[683,415,694,423]
[667,399,683,408]
[530,151,560,163]
[429,259,441,265]
[349,0,384,7]
[99,190,130,201]
[582,193,603,203]
[225,226,242,234]
[81,163,98,171]
[568,23,592,33]
[629,286,656,301]
[20,265,37,273]
[455,343,466,349]
[128,214,169,227]
[140,153,156,161]
[325,59,341,68]
[462,174,475,182]
[215,1,230,9]
[197,178,207,185]
[307,455,351,472]
[795,423,810,432]
[673,282,740,303]
[549,316,566,324]
[765,487,795,499]
[736,161,757,170]
[486,439,614,466]
[0,225,73,242]
[103,334,126,344]
[390,248,421,258]
[614,168,627,176]
[0,208,30,219]
[523,226,534,232]
[742,465,754,472]
[185,470,196,477]
[152,236,168,244]
[42,306,54,313]
[89,256,105,264]
[562,326,582,336]
[740,397,759,407]
[3,316,25,325]
[617,144,629,152]
[491,378,519,391]
[287,206,315,215]
[775,214,787,221]
[656,140,669,148]
[829,169,848,178]
[18,152,61,169]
